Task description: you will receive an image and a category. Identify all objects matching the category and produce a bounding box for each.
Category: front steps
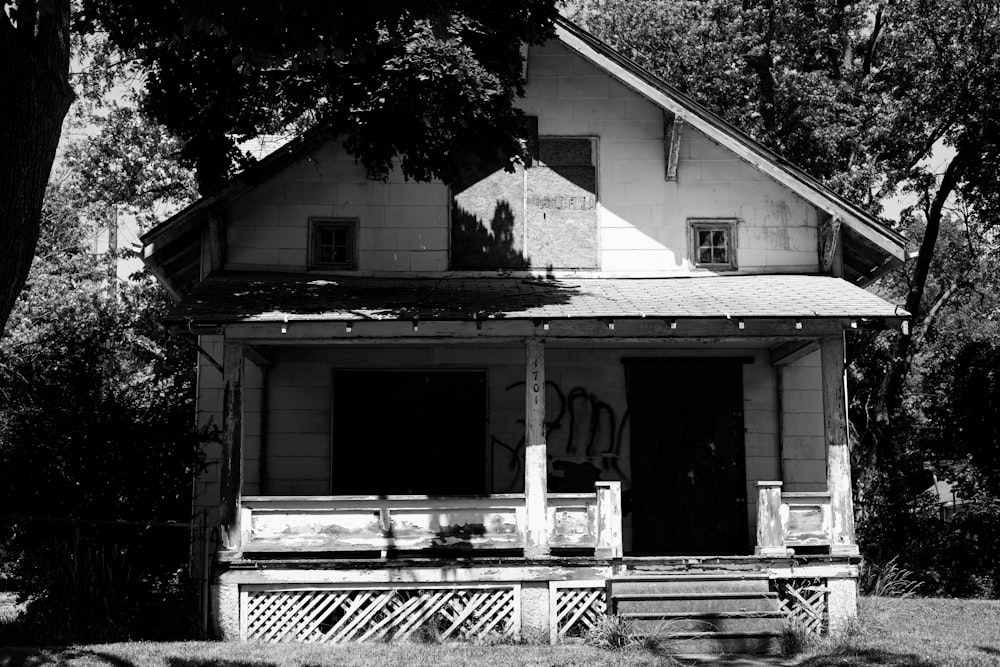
[607,575,786,654]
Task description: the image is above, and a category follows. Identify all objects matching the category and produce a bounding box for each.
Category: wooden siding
[220,41,820,277]
[780,350,827,492]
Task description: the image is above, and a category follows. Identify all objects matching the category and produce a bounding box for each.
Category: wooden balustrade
[237,482,623,557]
[755,481,837,556]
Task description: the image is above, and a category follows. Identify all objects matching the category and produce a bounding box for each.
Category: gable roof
[553,18,906,270]
[140,17,907,297]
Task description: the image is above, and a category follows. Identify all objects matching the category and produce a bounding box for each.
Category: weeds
[860,556,921,597]
[583,614,641,651]
[780,618,820,656]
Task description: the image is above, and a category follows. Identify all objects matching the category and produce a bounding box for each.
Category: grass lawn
[794,597,1000,667]
[0,597,997,667]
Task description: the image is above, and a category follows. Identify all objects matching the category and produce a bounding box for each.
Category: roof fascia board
[554,21,906,262]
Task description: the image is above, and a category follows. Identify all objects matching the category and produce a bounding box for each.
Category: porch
[190,274,901,644]
[213,475,853,646]
[216,551,858,648]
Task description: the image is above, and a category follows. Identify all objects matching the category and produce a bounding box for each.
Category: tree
[576,0,1000,593]
[0,100,212,640]
[0,0,74,340]
[0,1,560,333]
[575,0,1000,449]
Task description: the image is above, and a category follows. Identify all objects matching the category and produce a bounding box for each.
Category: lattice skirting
[550,581,606,642]
[242,584,520,643]
[772,578,829,635]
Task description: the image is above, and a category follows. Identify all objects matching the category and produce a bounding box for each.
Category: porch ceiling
[165,272,908,326]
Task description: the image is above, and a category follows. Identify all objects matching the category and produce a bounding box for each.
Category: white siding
[221,40,821,276]
[780,350,827,491]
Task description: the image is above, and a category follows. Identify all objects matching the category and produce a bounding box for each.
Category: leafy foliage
[581,0,1000,597]
[0,241,214,641]
[0,79,209,641]
[0,2,559,334]
[76,2,560,191]
[63,106,197,230]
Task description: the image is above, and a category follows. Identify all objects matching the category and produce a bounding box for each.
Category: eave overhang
[167,273,909,341]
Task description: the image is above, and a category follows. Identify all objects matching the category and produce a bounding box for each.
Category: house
[140,17,908,649]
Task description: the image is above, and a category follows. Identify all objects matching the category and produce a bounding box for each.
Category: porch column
[820,335,858,556]
[220,340,245,551]
[524,338,549,558]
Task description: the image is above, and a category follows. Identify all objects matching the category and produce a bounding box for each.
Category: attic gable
[551,17,906,276]
[140,18,906,296]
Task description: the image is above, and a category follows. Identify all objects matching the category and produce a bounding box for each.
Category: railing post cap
[595,481,621,488]
[755,480,784,488]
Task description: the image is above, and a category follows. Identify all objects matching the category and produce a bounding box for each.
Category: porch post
[820,335,858,556]
[220,340,245,551]
[755,481,787,556]
[524,338,549,558]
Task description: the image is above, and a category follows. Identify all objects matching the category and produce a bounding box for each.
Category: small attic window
[690,219,738,270]
[310,218,358,270]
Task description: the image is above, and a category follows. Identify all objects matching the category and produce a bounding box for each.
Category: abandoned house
[140,16,908,650]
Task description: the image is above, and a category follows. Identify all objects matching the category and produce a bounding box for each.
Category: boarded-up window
[451,135,598,270]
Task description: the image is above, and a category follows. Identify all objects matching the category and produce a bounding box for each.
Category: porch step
[607,576,785,654]
[642,631,784,655]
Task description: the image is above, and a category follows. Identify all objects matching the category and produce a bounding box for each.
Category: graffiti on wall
[491,380,630,492]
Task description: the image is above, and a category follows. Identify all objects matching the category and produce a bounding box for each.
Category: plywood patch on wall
[452,134,598,270]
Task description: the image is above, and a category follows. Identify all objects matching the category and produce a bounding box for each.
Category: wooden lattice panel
[551,582,606,642]
[244,585,519,643]
[772,578,828,635]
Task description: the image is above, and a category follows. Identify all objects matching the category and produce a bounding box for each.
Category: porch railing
[755,481,834,556]
[237,481,622,558]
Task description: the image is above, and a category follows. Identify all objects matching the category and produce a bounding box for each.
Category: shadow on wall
[449,139,532,271]
[451,199,530,270]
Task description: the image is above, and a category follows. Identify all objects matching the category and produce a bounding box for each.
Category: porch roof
[166,272,908,325]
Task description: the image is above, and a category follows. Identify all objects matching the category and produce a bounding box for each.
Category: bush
[0,259,214,642]
[858,480,1000,598]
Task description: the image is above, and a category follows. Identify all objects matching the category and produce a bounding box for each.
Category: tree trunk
[875,138,978,432]
[0,2,75,333]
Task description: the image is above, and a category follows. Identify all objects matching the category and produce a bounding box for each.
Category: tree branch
[862,6,884,78]
[877,128,983,424]
[911,274,969,350]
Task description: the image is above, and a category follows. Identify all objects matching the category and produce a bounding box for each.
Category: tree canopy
[575,0,1000,595]
[79,1,560,191]
[0,1,560,333]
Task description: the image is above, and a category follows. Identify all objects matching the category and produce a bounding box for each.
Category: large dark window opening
[331,370,488,495]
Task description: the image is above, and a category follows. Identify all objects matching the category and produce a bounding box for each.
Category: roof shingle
[167,272,908,325]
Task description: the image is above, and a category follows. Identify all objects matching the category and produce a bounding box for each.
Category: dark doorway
[624,359,748,554]
[332,370,487,495]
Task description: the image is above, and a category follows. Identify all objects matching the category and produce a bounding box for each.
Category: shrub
[0,261,213,643]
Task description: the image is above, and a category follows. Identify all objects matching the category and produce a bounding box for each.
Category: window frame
[689,218,739,271]
[309,217,359,270]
